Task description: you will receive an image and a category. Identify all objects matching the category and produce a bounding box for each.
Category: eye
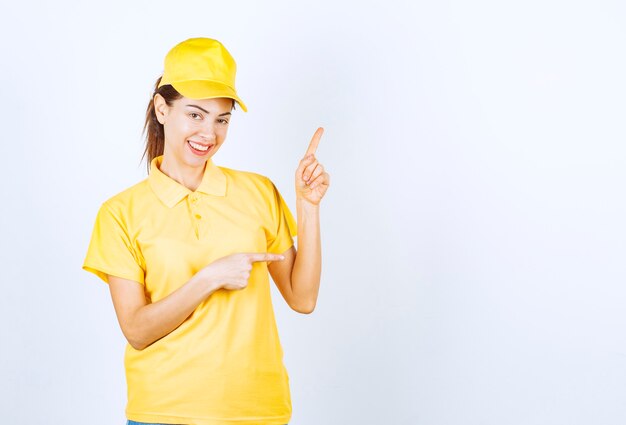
[189,112,202,120]
[218,119,229,124]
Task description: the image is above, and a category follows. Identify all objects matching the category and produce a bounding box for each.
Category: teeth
[189,141,210,151]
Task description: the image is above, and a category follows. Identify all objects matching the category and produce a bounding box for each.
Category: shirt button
[195,214,202,219]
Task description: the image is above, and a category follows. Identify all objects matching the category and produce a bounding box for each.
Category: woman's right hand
[197,252,285,291]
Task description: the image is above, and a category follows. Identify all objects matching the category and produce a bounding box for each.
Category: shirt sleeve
[266,179,298,255]
[82,201,145,285]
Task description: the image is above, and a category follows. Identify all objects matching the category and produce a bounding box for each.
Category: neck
[159,154,206,192]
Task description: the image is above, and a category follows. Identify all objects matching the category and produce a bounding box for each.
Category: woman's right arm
[106,252,284,350]
[107,273,219,351]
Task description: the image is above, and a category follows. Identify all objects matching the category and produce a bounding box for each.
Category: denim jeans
[127,421,288,425]
[127,421,185,425]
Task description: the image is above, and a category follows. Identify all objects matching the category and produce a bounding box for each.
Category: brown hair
[140,76,236,174]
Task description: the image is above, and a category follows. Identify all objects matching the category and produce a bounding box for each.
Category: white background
[1,0,625,424]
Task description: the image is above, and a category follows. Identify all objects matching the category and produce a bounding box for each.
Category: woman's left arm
[268,127,330,314]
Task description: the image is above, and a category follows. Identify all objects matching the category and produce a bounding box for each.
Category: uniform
[82,154,297,425]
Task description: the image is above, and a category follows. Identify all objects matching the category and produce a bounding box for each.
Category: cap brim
[171,80,248,112]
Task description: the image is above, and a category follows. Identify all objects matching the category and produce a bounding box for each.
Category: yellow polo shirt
[82,155,297,425]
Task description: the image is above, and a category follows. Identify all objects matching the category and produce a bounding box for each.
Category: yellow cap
[158,37,248,112]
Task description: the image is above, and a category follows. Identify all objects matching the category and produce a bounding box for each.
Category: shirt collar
[148,155,227,208]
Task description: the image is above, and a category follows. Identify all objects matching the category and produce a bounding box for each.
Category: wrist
[194,270,221,295]
[296,197,321,209]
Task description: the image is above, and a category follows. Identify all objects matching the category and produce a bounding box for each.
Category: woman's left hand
[295,127,330,206]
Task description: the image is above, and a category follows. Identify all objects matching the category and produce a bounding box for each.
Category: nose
[197,123,217,142]
[198,134,216,143]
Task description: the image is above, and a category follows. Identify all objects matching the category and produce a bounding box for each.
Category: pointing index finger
[248,252,285,263]
[305,127,324,157]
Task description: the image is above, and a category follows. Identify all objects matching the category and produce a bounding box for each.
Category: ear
[153,93,169,125]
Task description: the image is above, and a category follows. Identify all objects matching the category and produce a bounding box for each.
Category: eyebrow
[186,104,232,116]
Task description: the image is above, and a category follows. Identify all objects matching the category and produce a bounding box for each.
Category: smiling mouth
[187,140,214,153]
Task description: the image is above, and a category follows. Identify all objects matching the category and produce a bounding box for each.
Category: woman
[82,37,329,425]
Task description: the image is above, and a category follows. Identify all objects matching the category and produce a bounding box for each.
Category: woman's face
[154,94,233,168]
